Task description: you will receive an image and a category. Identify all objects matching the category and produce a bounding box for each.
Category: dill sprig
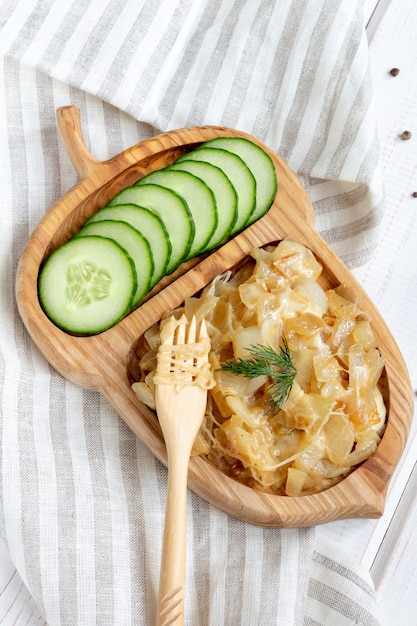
[219,336,297,413]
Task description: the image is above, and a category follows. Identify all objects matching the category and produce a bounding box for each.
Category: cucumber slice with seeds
[168,160,237,250]
[107,184,193,272]
[38,134,279,337]
[177,146,256,234]
[135,169,217,259]
[84,203,171,286]
[200,137,277,224]
[38,235,137,335]
[76,220,153,306]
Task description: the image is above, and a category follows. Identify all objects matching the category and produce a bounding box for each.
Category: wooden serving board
[15,105,414,527]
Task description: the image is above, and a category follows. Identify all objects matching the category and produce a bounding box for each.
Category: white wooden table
[1,0,416,623]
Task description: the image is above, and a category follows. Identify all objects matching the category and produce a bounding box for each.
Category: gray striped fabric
[0,1,382,624]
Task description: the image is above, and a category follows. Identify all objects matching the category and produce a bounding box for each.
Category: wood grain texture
[15,105,414,527]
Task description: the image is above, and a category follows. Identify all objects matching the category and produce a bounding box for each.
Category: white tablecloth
[0,1,386,623]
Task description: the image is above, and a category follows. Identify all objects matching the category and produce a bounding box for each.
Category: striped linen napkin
[0,1,383,624]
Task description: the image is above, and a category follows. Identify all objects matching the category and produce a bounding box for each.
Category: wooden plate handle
[56,105,102,179]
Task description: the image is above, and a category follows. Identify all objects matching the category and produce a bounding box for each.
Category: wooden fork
[155,315,211,626]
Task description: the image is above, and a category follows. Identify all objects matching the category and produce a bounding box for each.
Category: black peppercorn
[400,130,412,140]
[390,68,400,76]
[412,192,417,198]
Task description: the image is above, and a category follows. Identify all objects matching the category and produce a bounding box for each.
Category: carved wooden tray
[15,105,414,527]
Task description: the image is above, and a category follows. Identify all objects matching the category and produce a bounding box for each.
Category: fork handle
[156,448,190,626]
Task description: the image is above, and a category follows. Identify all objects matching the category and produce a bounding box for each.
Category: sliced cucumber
[107,184,193,272]
[84,203,171,286]
[135,169,217,259]
[76,220,153,306]
[176,147,256,234]
[38,235,137,335]
[38,134,279,337]
[168,160,237,250]
[200,137,277,224]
